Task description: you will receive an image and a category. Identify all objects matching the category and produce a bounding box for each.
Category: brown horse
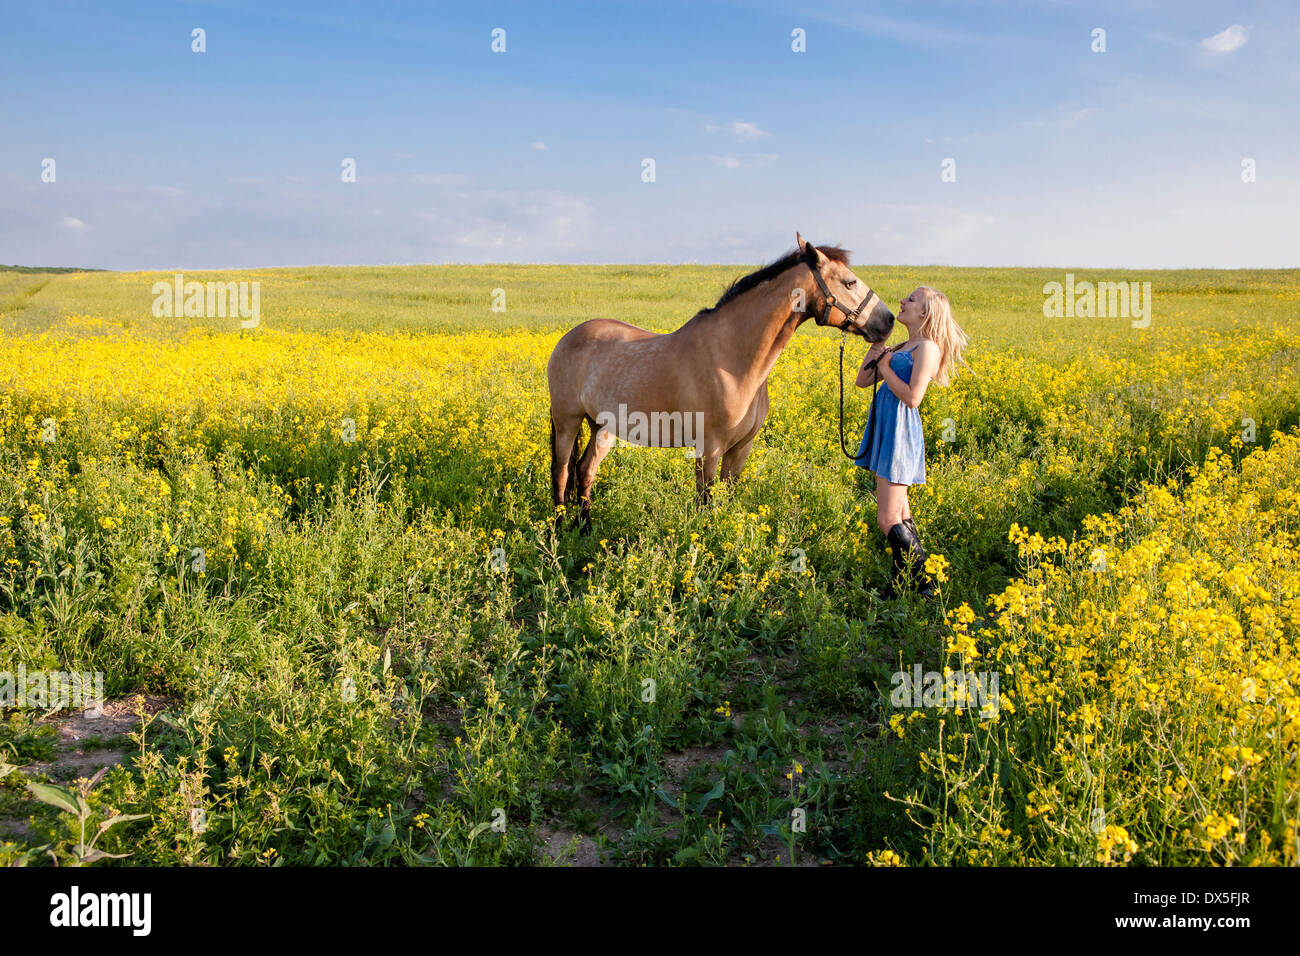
[547,233,895,530]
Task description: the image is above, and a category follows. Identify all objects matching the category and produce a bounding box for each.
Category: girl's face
[898,288,926,331]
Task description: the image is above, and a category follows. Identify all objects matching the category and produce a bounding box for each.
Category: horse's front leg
[575,420,613,534]
[719,383,767,487]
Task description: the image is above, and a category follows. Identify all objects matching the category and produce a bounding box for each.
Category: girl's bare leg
[875,476,909,535]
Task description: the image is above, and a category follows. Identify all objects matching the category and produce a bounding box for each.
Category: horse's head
[796,232,895,342]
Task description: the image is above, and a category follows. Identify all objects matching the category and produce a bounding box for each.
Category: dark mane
[695,245,851,318]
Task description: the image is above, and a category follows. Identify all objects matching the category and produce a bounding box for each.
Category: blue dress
[854,347,926,485]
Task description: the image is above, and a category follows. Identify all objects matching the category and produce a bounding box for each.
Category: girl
[854,287,970,598]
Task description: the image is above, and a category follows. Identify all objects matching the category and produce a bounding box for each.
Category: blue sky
[2,0,1296,269]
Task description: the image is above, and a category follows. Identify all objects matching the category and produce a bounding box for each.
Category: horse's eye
[844,279,858,287]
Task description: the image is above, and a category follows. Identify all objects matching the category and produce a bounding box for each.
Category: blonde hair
[916,287,970,387]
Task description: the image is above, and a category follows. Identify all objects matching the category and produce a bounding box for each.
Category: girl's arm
[878,341,940,408]
[855,344,891,387]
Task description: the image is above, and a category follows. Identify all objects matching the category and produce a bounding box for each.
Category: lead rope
[837,329,881,461]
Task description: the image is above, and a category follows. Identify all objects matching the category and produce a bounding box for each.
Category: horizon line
[7,262,1300,274]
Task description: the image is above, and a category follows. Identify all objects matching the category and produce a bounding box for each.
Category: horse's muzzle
[854,299,896,342]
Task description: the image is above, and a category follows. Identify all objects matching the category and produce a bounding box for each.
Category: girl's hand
[856,343,890,387]
[863,343,891,368]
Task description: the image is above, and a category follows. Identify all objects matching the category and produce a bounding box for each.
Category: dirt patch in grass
[730,833,825,867]
[533,788,621,866]
[534,825,614,866]
[660,742,736,796]
[27,694,175,782]
[1,695,174,845]
[0,815,37,844]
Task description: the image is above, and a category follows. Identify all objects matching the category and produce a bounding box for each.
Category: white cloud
[0,174,606,268]
[847,203,998,263]
[276,172,470,187]
[424,189,600,257]
[1063,107,1100,127]
[348,173,471,187]
[531,141,548,151]
[709,154,779,170]
[407,173,470,186]
[730,121,769,142]
[807,6,1022,49]
[456,231,507,249]
[1200,24,1249,54]
[706,120,771,142]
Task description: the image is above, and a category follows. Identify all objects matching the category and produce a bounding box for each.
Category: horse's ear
[797,232,822,265]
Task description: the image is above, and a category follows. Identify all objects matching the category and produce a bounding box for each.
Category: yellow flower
[924,553,949,583]
[867,849,904,866]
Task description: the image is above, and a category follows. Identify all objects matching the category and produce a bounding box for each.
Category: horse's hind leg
[693,451,721,507]
[575,416,613,533]
[719,437,756,485]
[551,412,584,524]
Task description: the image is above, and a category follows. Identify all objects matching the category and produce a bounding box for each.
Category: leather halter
[804,249,877,333]
[803,249,893,460]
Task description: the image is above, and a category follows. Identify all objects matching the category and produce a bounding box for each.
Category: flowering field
[1,264,1298,865]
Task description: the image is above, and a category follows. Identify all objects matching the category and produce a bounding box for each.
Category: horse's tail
[549,416,558,503]
[565,419,582,502]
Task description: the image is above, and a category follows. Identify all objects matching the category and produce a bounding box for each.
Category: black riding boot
[902,518,937,598]
[882,523,909,598]
[884,522,936,599]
